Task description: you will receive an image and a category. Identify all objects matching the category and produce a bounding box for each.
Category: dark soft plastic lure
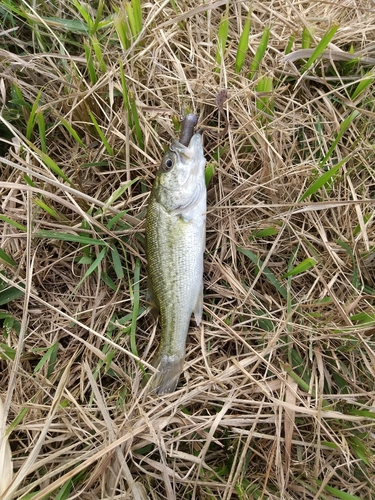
[179,113,198,146]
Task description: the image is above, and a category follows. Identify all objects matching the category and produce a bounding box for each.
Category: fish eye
[161,153,175,172]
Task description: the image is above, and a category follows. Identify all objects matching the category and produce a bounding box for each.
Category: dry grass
[1,0,375,498]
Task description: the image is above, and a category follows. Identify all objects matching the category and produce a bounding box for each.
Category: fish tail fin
[147,352,184,394]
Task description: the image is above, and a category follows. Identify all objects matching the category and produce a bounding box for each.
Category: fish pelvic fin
[147,352,184,394]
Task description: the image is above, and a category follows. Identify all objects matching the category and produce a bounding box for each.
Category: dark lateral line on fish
[179,113,198,146]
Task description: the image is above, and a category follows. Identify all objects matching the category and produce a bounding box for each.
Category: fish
[145,115,206,394]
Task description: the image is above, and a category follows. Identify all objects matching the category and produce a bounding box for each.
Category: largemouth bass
[146,117,206,394]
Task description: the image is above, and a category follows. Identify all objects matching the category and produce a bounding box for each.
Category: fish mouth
[164,134,202,190]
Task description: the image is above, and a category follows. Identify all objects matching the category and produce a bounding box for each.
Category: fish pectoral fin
[146,276,159,318]
[193,286,203,325]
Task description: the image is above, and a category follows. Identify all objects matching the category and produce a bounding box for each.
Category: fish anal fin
[193,285,203,325]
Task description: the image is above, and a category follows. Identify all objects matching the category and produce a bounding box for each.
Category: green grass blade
[300,110,359,201]
[321,441,339,450]
[58,116,85,147]
[131,0,142,34]
[130,258,140,357]
[72,0,93,31]
[253,309,274,332]
[248,26,270,80]
[282,258,317,278]
[0,248,16,266]
[171,114,181,133]
[110,243,124,280]
[286,246,298,365]
[33,342,59,379]
[350,312,375,324]
[26,88,43,141]
[251,227,278,239]
[125,2,138,38]
[106,210,131,231]
[34,230,107,246]
[281,363,310,392]
[336,239,362,289]
[90,0,105,35]
[316,481,363,500]
[351,73,374,100]
[336,239,354,257]
[237,246,287,299]
[8,404,30,433]
[129,92,144,149]
[78,256,93,265]
[216,8,229,66]
[33,198,60,219]
[319,110,359,167]
[347,409,375,419]
[101,271,118,291]
[168,0,178,14]
[73,247,107,293]
[92,35,107,73]
[0,215,26,232]
[54,479,73,500]
[285,35,295,55]
[347,436,371,465]
[35,16,88,34]
[0,343,16,361]
[235,12,251,73]
[255,75,274,119]
[205,164,215,186]
[119,64,132,126]
[302,26,314,49]
[37,111,47,153]
[353,214,371,237]
[299,156,349,201]
[84,40,98,84]
[37,149,72,185]
[114,10,130,51]
[102,178,139,212]
[88,110,113,155]
[0,276,25,306]
[46,343,59,379]
[303,25,339,70]
[11,82,28,112]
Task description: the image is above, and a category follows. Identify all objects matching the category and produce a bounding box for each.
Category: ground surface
[1,1,375,499]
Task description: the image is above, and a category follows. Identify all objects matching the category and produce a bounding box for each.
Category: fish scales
[147,199,203,348]
[146,132,206,394]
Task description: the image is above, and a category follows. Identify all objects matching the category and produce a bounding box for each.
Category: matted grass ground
[1,1,375,499]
